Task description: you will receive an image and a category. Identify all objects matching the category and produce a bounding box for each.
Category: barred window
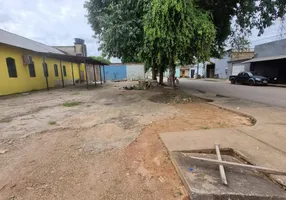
[54,64,59,77]
[6,57,17,78]
[28,62,36,77]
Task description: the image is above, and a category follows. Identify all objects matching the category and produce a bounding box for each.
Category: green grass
[72,92,80,95]
[63,101,82,107]
[48,121,57,125]
[0,118,13,123]
[201,126,210,130]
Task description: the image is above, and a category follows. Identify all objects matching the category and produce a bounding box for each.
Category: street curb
[178,88,257,126]
[268,84,286,88]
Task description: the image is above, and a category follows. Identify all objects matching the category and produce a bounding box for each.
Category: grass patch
[72,92,80,95]
[48,121,57,125]
[63,101,82,107]
[148,88,202,104]
[201,126,209,130]
[0,118,13,123]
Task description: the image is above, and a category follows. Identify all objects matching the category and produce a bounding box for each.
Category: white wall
[210,53,231,79]
[228,62,251,76]
[190,63,205,77]
[126,63,145,80]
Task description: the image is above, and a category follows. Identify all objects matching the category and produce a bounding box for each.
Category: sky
[248,18,286,48]
[0,0,285,61]
[0,0,120,62]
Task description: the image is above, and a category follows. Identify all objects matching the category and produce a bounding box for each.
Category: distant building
[189,64,204,78]
[0,29,104,96]
[55,39,106,84]
[164,67,181,78]
[228,51,255,76]
[180,65,190,78]
[53,38,87,57]
[192,50,254,79]
[209,51,231,79]
[244,39,286,84]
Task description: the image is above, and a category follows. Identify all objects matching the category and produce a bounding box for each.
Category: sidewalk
[188,77,286,88]
[268,83,286,88]
[160,88,286,187]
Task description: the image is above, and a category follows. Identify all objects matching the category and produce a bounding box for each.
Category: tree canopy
[85,0,286,60]
[196,0,286,56]
[142,0,216,64]
[85,0,145,63]
[90,56,111,64]
[85,0,286,84]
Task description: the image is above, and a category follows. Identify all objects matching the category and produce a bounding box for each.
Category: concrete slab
[164,83,286,198]
[211,99,286,125]
[160,128,286,186]
[172,152,286,200]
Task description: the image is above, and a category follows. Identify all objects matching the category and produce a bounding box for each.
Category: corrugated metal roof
[0,29,64,54]
[243,55,286,63]
[228,57,253,63]
[0,29,109,65]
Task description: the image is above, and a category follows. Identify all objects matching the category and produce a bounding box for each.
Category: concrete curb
[177,88,257,126]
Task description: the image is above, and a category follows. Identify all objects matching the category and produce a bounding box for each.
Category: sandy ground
[0,82,252,200]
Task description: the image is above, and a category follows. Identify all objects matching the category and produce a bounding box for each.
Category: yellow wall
[0,43,85,96]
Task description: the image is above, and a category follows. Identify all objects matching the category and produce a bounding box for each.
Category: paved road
[178,79,286,108]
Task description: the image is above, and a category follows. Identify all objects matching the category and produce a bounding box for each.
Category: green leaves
[143,0,216,66]
[84,0,286,65]
[89,56,111,64]
[87,0,145,62]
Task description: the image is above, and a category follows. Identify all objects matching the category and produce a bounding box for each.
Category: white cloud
[0,0,121,62]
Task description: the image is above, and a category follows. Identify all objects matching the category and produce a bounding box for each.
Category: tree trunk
[169,58,175,87]
[152,66,157,80]
[159,66,164,85]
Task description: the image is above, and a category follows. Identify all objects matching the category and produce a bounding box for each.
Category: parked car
[266,76,278,84]
[229,72,268,86]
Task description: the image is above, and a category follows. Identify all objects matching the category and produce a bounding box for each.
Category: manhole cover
[171,151,286,200]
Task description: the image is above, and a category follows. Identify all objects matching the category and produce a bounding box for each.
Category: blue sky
[0,0,284,61]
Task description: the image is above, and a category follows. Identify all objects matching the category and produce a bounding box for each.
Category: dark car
[229,72,268,86]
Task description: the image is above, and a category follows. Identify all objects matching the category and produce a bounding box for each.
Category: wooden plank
[99,65,103,84]
[103,66,106,83]
[59,60,65,88]
[42,56,49,91]
[84,60,88,89]
[93,64,96,86]
[71,62,75,85]
[215,144,228,185]
[189,156,286,176]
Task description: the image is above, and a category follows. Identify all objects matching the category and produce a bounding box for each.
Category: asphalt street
[178,79,286,108]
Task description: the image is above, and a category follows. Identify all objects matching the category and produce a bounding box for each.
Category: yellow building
[0,29,104,96]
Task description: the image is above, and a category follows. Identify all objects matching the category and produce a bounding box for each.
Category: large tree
[85,0,286,83]
[142,0,216,86]
[90,56,111,64]
[196,0,286,56]
[85,0,145,62]
[85,0,286,59]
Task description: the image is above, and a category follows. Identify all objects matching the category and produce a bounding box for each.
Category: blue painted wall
[164,67,180,77]
[101,65,127,81]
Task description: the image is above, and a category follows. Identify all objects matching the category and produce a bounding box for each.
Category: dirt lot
[0,82,252,200]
